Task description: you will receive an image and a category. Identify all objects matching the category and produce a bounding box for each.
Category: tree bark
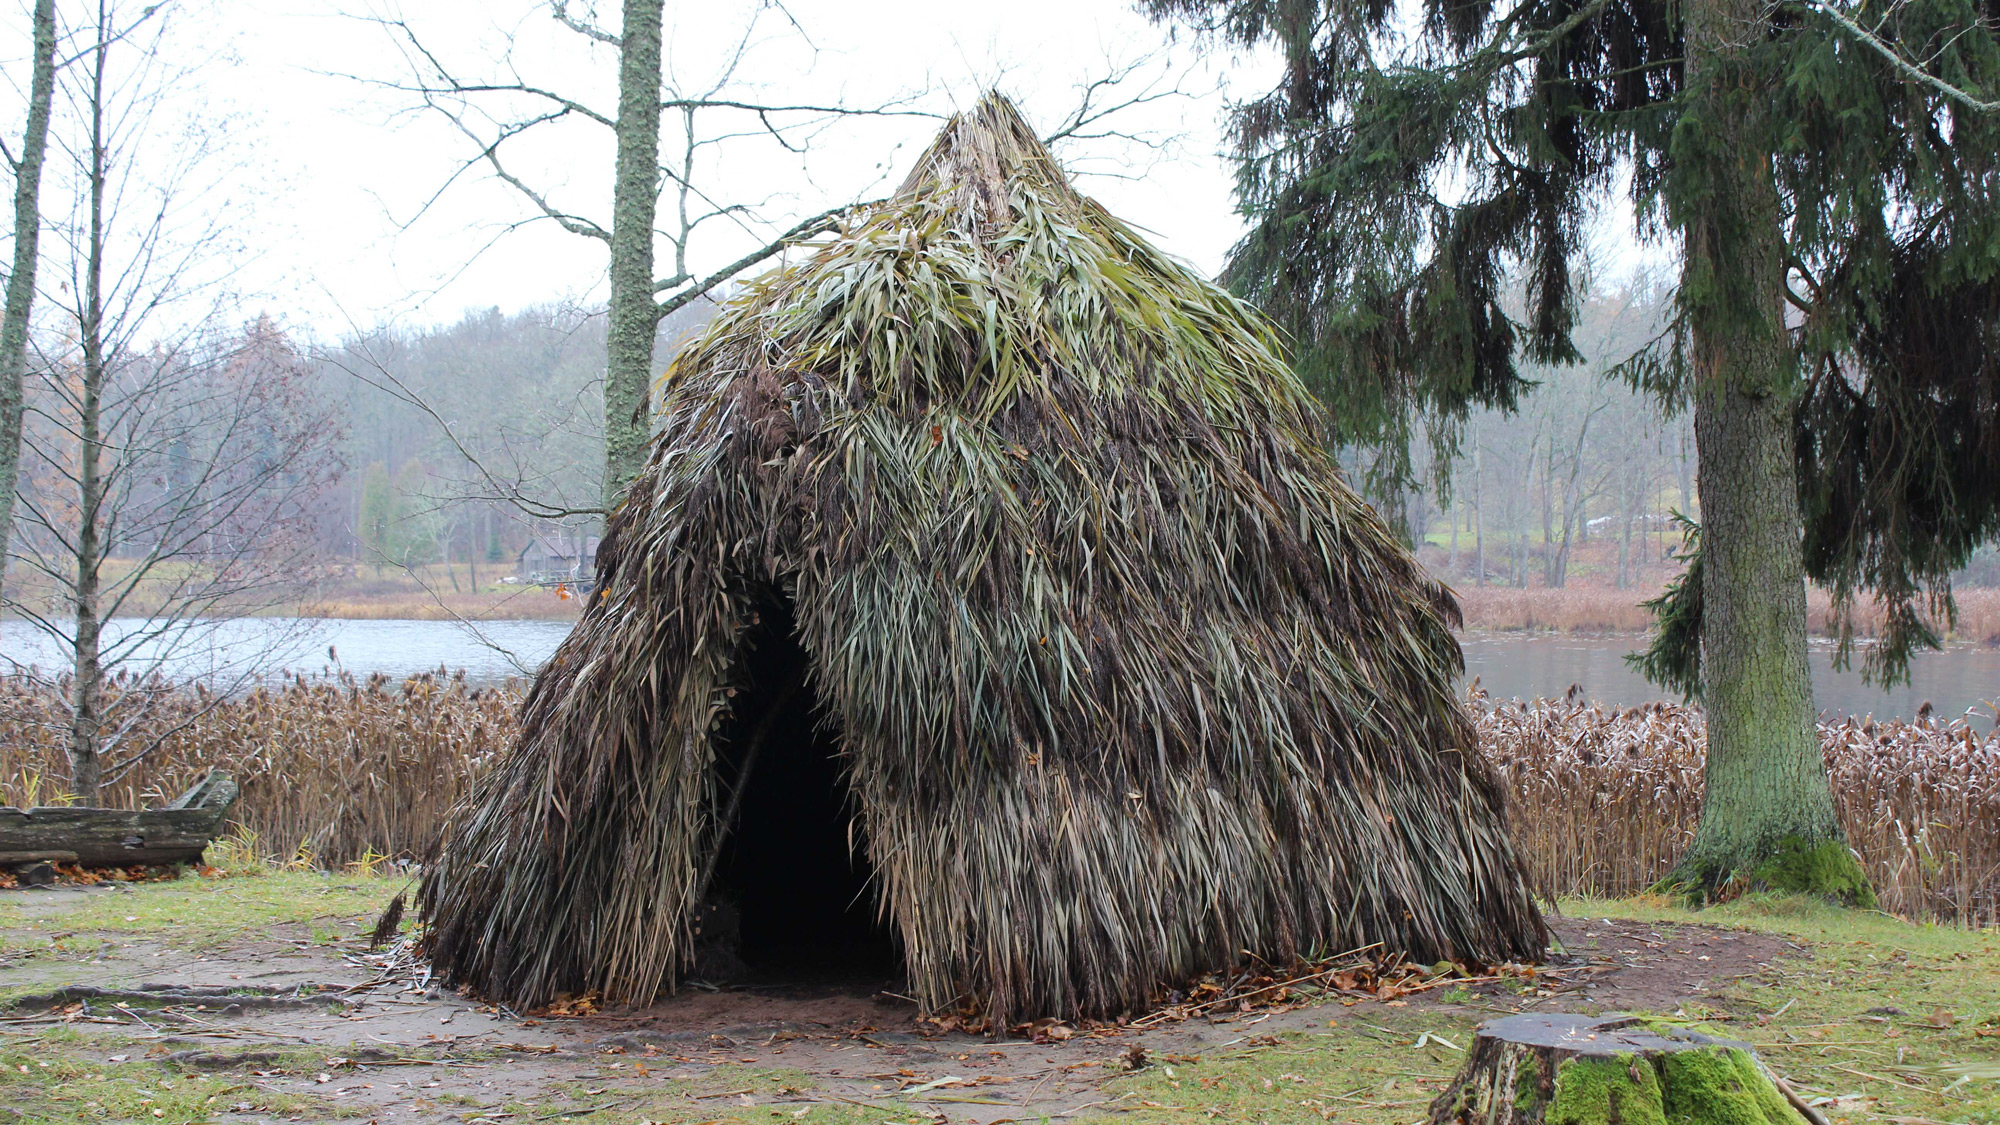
[602,0,665,510]
[1669,0,1866,899]
[0,0,58,613]
[68,7,113,805]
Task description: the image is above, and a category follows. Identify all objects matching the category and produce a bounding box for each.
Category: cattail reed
[2,673,1992,928]
[0,667,517,867]
[1478,689,2000,926]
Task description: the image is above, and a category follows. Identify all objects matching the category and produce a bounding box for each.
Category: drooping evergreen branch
[1625,513,1704,700]
[1799,0,2000,112]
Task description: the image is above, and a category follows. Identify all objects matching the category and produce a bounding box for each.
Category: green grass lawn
[0,871,398,963]
[0,872,1994,1123]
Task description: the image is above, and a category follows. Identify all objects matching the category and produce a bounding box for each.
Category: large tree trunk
[1670,0,1868,900]
[0,0,58,613]
[601,0,665,510]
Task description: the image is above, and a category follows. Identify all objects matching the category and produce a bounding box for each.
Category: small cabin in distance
[516,534,600,588]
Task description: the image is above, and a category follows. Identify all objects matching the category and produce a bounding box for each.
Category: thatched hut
[418,94,1545,1021]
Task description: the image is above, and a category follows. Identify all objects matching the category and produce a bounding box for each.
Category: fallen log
[1428,1012,1819,1124]
[0,771,238,868]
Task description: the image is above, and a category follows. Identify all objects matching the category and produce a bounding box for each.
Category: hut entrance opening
[699,595,898,983]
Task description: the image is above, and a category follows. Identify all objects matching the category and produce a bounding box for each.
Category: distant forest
[1386,281,1999,593]
[300,286,1998,594]
[305,299,717,582]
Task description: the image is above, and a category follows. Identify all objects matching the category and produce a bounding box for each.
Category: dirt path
[2,884,1801,1125]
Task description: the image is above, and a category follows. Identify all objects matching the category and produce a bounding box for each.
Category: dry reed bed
[0,671,517,866]
[1480,692,2000,926]
[1,674,1993,927]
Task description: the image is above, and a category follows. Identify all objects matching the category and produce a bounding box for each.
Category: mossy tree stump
[1428,1014,1822,1125]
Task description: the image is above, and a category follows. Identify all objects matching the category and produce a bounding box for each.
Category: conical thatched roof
[418,94,1545,1021]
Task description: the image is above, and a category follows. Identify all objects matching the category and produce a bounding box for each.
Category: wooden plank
[0,771,237,866]
[0,849,78,864]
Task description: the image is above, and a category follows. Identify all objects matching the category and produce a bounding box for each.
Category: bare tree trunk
[1548,406,1601,590]
[1448,491,1459,572]
[1670,0,1865,900]
[1617,483,1634,590]
[1540,431,1557,586]
[602,0,665,509]
[1511,500,1525,588]
[68,8,112,804]
[1473,427,1485,586]
[0,0,58,612]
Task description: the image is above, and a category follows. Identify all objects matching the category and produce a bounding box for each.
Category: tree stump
[1428,1013,1822,1125]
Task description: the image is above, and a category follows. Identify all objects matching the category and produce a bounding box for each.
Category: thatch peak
[892,93,1079,226]
[667,89,1318,444]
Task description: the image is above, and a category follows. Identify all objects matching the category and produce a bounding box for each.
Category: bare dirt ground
[2,881,1822,1125]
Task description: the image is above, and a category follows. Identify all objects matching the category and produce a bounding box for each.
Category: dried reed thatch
[417,93,1546,1020]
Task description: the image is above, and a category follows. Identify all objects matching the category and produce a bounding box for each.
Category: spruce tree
[1147,0,1999,897]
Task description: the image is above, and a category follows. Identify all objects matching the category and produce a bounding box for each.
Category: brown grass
[1454,586,1662,632]
[1480,691,2000,926]
[0,670,519,867]
[1456,583,2000,642]
[300,564,583,621]
[2,671,1990,929]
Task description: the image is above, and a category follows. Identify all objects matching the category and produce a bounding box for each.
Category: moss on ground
[0,1031,358,1123]
[1663,833,1879,909]
[1091,894,1999,1124]
[1749,836,1878,908]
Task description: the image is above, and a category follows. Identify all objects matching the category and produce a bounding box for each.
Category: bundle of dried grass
[416,94,1546,1021]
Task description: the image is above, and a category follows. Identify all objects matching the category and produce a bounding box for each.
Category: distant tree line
[1401,278,2000,594]
[309,300,714,582]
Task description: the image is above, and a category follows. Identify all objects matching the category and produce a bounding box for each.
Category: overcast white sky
[6,0,1266,342]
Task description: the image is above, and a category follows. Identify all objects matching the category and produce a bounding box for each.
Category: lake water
[1462,634,2000,723]
[2,617,1991,722]
[0,617,573,687]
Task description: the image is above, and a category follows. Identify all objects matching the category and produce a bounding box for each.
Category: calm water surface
[1461,633,2000,722]
[3,617,1991,721]
[0,617,573,686]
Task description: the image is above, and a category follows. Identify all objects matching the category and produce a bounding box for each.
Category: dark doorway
[701,595,899,982]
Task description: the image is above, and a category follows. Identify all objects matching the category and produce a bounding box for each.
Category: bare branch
[658,97,938,118]
[654,199,879,319]
[366,15,616,127]
[325,345,608,521]
[550,0,619,46]
[1799,0,2000,113]
[455,114,612,242]
[1044,50,1193,145]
